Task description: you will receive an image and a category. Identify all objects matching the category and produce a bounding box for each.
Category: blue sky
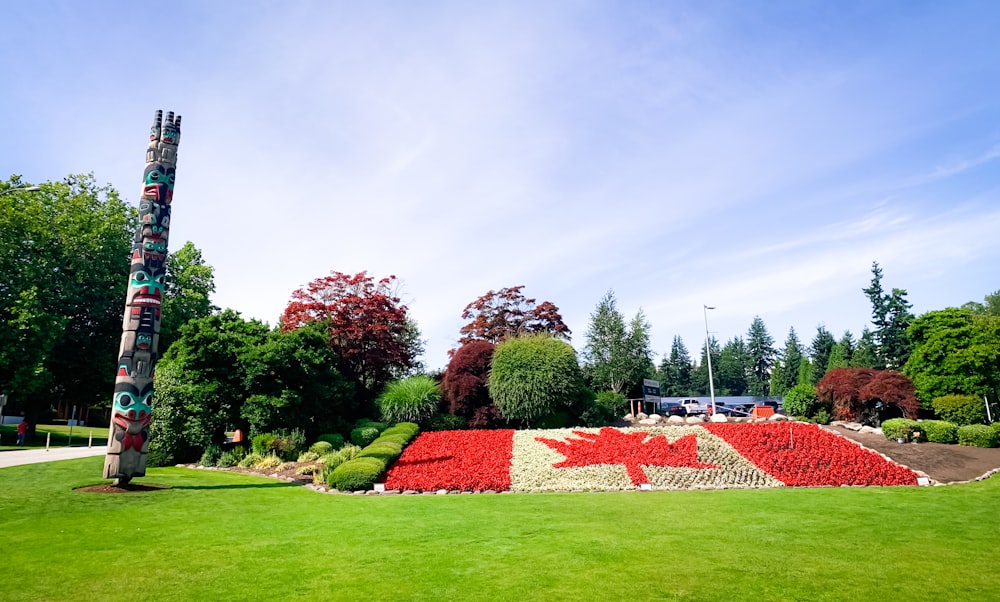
[2,1,998,371]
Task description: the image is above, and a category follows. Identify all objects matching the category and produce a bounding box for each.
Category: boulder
[638,418,658,426]
[623,413,634,421]
[666,415,686,424]
[637,412,649,420]
[709,413,729,423]
[768,413,788,422]
[685,415,704,424]
[648,414,663,422]
[859,425,877,434]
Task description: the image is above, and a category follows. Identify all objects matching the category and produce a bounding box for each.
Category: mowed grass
[0,457,997,601]
[0,423,108,450]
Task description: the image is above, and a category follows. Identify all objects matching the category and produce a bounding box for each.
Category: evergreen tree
[717,336,750,396]
[851,327,878,368]
[774,327,803,395]
[746,316,775,395]
[658,335,693,396]
[809,325,836,384]
[797,358,813,386]
[826,331,855,372]
[863,261,914,369]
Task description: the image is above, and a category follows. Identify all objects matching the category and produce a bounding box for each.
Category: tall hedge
[488,334,584,425]
[932,394,986,426]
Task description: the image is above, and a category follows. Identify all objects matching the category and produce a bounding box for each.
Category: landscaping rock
[768,414,788,422]
[637,412,649,420]
[709,413,729,423]
[666,415,686,424]
[843,422,864,431]
[648,414,662,422]
[860,425,877,434]
[623,413,634,421]
[685,416,704,424]
[638,418,658,425]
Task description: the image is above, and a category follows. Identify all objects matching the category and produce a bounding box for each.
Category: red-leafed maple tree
[281,271,416,400]
[816,367,919,424]
[457,285,571,349]
[441,340,503,428]
[536,428,718,485]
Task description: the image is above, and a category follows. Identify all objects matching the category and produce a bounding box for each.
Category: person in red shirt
[16,419,28,447]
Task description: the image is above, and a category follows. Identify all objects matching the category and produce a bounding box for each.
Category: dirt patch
[76,483,172,494]
[824,425,1000,483]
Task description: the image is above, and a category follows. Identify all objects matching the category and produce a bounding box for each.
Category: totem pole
[103,110,181,485]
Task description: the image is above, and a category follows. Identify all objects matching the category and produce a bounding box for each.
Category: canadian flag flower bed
[383,423,919,493]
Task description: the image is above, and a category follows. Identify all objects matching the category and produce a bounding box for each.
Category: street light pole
[0,185,41,197]
[704,305,717,416]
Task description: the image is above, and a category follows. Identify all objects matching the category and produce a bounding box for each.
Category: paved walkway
[0,446,106,468]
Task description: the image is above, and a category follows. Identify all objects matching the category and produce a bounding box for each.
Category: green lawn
[0,457,997,601]
[0,423,107,450]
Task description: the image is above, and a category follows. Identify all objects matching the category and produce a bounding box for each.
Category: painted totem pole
[103,110,181,484]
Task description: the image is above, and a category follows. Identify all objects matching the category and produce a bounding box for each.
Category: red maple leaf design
[536,428,719,485]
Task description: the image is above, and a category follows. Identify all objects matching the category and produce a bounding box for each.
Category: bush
[377,375,442,424]
[238,452,264,468]
[272,429,307,461]
[251,433,277,456]
[357,442,403,462]
[958,424,999,448]
[315,433,345,449]
[425,413,467,431]
[882,418,919,442]
[932,395,986,426]
[920,420,959,444]
[309,441,334,455]
[813,408,831,425]
[328,457,387,491]
[199,444,223,467]
[217,447,246,468]
[297,451,321,462]
[783,384,817,418]
[489,334,585,425]
[351,426,381,447]
[372,433,410,446]
[381,422,419,442]
[253,454,284,469]
[442,340,499,428]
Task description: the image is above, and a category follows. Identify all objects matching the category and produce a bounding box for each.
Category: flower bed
[383,424,919,492]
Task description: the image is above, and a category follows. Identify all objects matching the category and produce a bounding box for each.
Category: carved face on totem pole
[110,382,153,453]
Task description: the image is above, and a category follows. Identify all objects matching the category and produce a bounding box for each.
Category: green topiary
[489,335,585,425]
[920,420,958,444]
[381,422,420,440]
[932,395,986,426]
[882,418,919,442]
[309,441,334,455]
[377,375,442,424]
[329,457,387,491]
[957,424,999,448]
[316,433,345,449]
[357,442,403,462]
[351,426,381,447]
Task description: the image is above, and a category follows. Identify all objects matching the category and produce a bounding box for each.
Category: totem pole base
[113,476,132,487]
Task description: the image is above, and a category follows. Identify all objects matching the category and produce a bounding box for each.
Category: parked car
[658,401,688,417]
[706,402,734,416]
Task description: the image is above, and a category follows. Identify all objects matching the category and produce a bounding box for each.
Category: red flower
[384,430,514,492]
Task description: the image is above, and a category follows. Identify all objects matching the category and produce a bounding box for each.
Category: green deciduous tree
[159,241,218,355]
[582,291,653,396]
[489,335,584,426]
[746,316,775,396]
[0,175,135,424]
[903,308,1000,409]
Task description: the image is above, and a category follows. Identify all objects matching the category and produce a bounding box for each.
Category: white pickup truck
[679,398,710,415]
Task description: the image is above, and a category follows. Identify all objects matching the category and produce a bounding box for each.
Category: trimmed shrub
[329,457,387,491]
[882,418,919,442]
[920,420,959,444]
[377,375,442,424]
[357,442,403,462]
[958,424,999,448]
[316,433,345,449]
[199,444,223,467]
[351,426,381,447]
[309,441,334,455]
[489,334,585,425]
[381,422,420,441]
[932,395,986,426]
[783,384,817,418]
[372,433,409,446]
